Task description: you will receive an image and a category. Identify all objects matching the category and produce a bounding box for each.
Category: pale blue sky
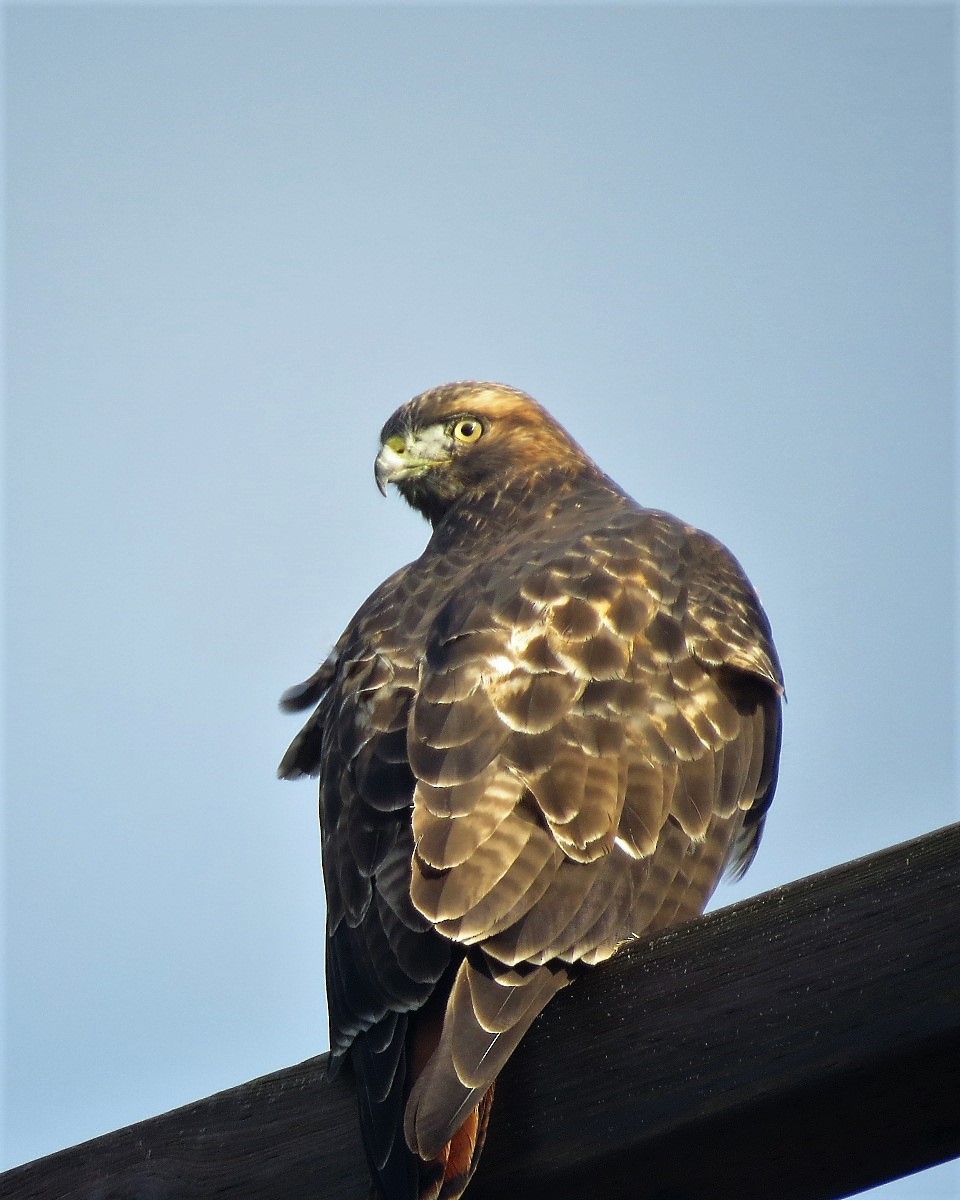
[4,4,956,1195]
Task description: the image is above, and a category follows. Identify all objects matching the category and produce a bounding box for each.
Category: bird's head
[374,382,596,525]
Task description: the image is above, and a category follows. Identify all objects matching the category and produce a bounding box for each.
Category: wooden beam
[4,823,959,1200]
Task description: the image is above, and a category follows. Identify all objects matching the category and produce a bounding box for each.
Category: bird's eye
[451,418,483,444]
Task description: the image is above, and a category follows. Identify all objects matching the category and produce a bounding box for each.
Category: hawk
[279,382,782,1200]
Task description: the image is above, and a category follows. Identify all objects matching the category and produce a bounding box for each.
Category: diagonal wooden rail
[3,823,959,1200]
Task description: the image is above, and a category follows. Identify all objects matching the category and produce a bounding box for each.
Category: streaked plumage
[280,382,783,1200]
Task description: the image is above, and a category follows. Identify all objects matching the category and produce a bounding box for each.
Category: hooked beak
[374,431,450,496]
[374,435,408,496]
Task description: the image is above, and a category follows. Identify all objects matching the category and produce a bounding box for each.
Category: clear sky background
[4,4,956,1195]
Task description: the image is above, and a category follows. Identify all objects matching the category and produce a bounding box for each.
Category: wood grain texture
[4,822,958,1200]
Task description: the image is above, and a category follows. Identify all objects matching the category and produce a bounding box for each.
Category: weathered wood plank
[476,819,960,1200]
[3,823,959,1200]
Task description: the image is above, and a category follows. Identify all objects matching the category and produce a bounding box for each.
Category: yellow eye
[451,418,483,444]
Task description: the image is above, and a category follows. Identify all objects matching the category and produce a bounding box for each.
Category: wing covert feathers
[281,393,782,1200]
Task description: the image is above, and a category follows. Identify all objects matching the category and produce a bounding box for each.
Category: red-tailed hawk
[279,382,782,1200]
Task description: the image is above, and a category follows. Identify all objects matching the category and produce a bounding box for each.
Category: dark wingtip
[279,680,316,713]
[276,750,306,781]
[277,718,324,780]
[279,659,335,713]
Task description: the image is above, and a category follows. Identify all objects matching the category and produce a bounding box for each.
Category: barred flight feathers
[280,381,783,1200]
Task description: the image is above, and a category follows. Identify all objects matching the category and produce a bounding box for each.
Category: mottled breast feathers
[280,381,783,1200]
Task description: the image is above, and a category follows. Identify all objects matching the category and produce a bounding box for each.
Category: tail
[352,975,495,1200]
[356,955,567,1199]
[416,1086,495,1200]
[406,975,494,1200]
[405,956,568,1199]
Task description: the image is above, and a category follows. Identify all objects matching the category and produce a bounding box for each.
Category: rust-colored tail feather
[407,979,496,1200]
[418,1086,495,1200]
